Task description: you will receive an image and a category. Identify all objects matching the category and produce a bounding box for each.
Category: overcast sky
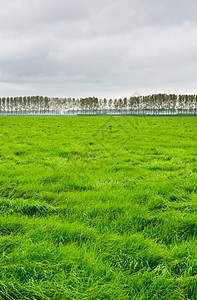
[0,0,197,98]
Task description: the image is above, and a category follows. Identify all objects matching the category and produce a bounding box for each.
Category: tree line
[0,94,197,115]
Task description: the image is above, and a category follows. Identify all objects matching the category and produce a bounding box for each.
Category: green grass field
[0,116,196,299]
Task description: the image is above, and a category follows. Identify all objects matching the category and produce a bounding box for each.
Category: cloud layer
[0,0,197,98]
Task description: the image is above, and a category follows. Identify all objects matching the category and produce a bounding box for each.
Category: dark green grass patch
[0,116,196,299]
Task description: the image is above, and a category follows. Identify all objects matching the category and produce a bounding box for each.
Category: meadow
[0,116,196,299]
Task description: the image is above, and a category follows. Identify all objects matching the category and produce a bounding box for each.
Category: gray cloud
[0,0,197,98]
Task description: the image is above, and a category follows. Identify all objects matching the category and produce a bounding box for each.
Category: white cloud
[0,0,197,97]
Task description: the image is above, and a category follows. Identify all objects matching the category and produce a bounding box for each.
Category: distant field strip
[0,116,196,299]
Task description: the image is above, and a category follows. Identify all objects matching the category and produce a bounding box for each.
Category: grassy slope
[0,116,196,300]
